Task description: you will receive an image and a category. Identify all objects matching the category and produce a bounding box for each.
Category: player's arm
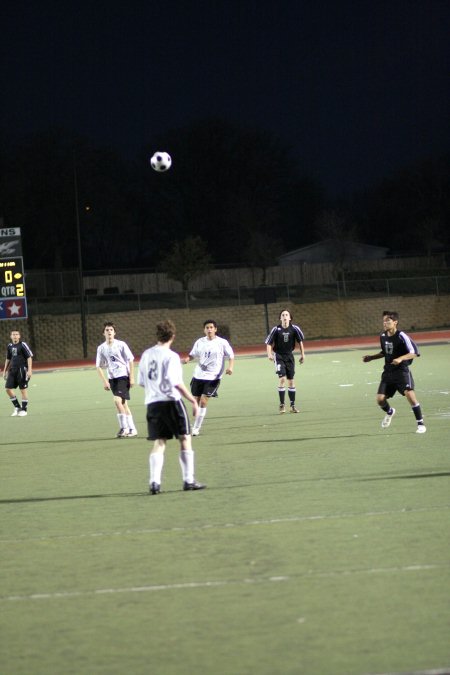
[128,360,135,387]
[298,340,305,364]
[96,366,110,390]
[137,360,145,387]
[392,352,418,366]
[182,344,197,365]
[362,351,384,363]
[26,355,32,379]
[2,358,10,379]
[175,381,199,417]
[225,356,234,375]
[266,343,274,360]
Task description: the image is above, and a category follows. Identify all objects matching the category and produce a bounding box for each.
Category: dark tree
[159,236,212,291]
[240,230,284,284]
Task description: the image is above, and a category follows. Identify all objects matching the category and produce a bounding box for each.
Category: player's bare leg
[278,375,286,413]
[287,378,299,413]
[114,396,129,437]
[191,395,208,436]
[405,390,426,433]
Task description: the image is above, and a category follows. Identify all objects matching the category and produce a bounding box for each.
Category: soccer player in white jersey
[138,319,206,494]
[96,322,138,438]
[182,320,234,436]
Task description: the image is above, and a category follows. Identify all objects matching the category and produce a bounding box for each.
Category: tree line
[1,118,449,273]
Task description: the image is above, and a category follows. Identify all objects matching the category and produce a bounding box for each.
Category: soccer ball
[150,151,172,172]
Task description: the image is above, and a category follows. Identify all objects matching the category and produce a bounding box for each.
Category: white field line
[1,504,449,545]
[2,563,449,603]
[367,669,450,675]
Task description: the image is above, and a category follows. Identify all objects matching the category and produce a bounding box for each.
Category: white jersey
[96,339,134,379]
[138,345,184,404]
[190,336,234,381]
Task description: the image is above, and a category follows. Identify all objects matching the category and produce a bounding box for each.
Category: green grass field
[1,345,449,675]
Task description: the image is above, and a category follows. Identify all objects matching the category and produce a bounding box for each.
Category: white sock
[150,452,164,485]
[117,413,123,429]
[126,414,136,431]
[193,408,207,431]
[179,449,194,483]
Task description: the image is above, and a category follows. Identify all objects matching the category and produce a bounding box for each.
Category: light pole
[73,151,88,358]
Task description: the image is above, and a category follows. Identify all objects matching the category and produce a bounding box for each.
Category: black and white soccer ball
[150,151,172,172]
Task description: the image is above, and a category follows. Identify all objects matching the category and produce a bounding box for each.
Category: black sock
[412,403,423,422]
[278,388,285,404]
[10,397,21,409]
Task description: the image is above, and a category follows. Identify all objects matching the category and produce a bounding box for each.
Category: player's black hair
[382,311,399,322]
[156,320,176,343]
[103,321,116,330]
[203,319,217,328]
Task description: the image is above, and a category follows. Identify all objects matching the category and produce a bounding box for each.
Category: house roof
[279,239,389,258]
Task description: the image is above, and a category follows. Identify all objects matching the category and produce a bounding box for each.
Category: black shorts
[377,368,415,399]
[274,353,295,380]
[190,377,220,398]
[109,376,130,401]
[5,367,29,390]
[146,400,191,440]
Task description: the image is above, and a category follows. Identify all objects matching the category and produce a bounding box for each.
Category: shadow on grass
[0,488,212,504]
[0,438,142,447]
[358,471,450,481]
[3,469,449,506]
[0,491,149,504]
[225,433,376,445]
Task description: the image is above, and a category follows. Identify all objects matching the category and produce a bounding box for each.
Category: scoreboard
[1,258,25,296]
[0,227,28,319]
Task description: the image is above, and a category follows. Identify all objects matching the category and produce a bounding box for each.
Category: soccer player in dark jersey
[3,329,33,416]
[362,311,426,433]
[265,309,305,414]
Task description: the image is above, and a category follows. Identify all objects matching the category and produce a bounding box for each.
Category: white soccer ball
[150,151,172,172]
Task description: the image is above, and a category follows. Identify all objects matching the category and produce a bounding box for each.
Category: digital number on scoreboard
[0,257,26,298]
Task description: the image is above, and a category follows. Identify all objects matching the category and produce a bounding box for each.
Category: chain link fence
[24,275,450,315]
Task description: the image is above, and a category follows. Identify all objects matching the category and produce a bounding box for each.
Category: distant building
[278,239,389,266]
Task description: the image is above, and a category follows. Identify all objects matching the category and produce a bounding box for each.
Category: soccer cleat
[127,429,138,437]
[149,482,161,495]
[18,410,28,416]
[116,428,129,438]
[191,428,200,436]
[279,404,286,414]
[183,481,206,491]
[416,424,427,434]
[381,408,396,428]
[11,408,20,416]
[290,405,299,413]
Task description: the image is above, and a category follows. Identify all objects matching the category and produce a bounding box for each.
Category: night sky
[2,1,449,197]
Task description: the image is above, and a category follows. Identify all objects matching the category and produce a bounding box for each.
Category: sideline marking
[2,563,448,603]
[367,669,450,675]
[1,505,449,545]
